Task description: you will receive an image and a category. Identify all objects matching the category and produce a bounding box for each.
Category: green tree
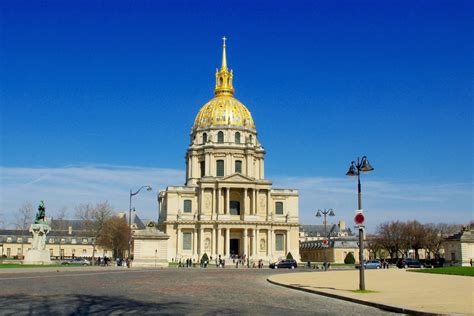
[344,252,356,264]
[286,252,293,260]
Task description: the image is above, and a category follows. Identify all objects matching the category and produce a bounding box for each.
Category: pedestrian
[470,258,473,267]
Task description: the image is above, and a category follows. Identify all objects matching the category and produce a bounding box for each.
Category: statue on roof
[34,200,46,224]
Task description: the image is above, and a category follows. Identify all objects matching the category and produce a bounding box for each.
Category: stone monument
[23,201,52,265]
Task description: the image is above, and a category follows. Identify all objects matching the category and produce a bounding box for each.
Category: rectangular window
[183,200,192,213]
[71,239,77,244]
[17,248,22,255]
[50,249,54,256]
[82,238,88,244]
[235,160,242,173]
[17,237,23,243]
[82,249,87,255]
[275,202,284,215]
[182,232,192,250]
[6,248,11,257]
[275,234,285,251]
[230,201,240,215]
[216,160,224,177]
[200,161,205,177]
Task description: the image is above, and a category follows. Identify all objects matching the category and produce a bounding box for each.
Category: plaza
[0,267,398,315]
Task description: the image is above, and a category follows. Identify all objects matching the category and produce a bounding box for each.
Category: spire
[221,36,227,70]
[214,36,234,97]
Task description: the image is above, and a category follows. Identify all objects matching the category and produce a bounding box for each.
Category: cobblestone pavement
[0,268,403,315]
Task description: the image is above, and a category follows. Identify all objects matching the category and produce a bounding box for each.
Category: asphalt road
[0,268,403,315]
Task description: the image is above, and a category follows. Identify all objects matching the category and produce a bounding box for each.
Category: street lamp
[346,156,374,291]
[128,185,152,267]
[316,208,335,270]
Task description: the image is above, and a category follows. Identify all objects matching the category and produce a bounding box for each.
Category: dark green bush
[344,252,356,264]
[201,253,209,263]
[286,252,293,260]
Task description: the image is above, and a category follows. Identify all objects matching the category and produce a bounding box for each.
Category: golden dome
[193,37,256,131]
[193,95,255,131]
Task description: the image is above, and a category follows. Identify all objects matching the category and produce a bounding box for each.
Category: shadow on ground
[0,294,239,315]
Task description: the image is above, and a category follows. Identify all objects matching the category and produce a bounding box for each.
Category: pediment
[220,173,255,183]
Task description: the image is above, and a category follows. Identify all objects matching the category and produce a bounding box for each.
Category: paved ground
[0,267,402,315]
[269,269,474,315]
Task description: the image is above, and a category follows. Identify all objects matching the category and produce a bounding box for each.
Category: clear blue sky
[0,1,472,229]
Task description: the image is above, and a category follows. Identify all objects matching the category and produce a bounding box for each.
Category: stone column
[255,228,259,257]
[217,188,221,215]
[226,187,230,215]
[286,229,290,255]
[200,188,205,216]
[199,227,204,257]
[212,188,216,218]
[205,153,210,176]
[244,228,248,257]
[243,188,248,216]
[225,228,230,256]
[266,190,271,218]
[253,189,257,215]
[269,228,273,257]
[211,227,216,257]
[176,227,181,258]
[217,227,222,255]
[193,228,198,256]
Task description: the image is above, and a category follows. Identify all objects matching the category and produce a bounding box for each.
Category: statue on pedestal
[23,201,52,265]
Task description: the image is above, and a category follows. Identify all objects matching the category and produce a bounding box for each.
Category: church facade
[158,39,300,263]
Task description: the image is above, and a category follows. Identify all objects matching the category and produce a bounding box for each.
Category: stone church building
[157,39,300,263]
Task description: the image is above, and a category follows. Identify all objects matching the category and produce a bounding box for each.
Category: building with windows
[0,219,112,260]
[158,39,300,263]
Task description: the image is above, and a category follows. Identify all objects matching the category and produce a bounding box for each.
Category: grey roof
[50,219,87,230]
[300,237,359,249]
[126,213,146,230]
[300,224,351,237]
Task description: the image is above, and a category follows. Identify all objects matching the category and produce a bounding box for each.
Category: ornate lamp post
[346,156,374,291]
[316,208,335,270]
[128,185,152,267]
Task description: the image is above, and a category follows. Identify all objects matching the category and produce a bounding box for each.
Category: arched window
[200,161,205,177]
[249,135,253,144]
[216,160,224,177]
[235,132,241,144]
[219,77,223,85]
[202,133,207,144]
[235,160,242,173]
[217,131,224,143]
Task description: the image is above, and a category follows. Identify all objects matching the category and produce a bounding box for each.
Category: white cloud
[1,165,471,232]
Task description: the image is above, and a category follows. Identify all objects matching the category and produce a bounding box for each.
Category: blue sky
[0,1,472,230]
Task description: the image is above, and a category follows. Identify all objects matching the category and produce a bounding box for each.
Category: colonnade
[175,226,291,259]
[199,187,271,216]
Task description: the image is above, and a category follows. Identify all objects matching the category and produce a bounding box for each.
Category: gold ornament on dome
[193,37,256,131]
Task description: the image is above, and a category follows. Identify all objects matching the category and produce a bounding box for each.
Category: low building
[444,226,474,266]
[0,219,112,260]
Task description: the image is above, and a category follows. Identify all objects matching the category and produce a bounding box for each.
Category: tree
[366,235,383,259]
[402,221,426,259]
[344,252,355,264]
[75,201,113,265]
[286,252,294,260]
[96,215,130,259]
[14,202,35,259]
[376,221,405,259]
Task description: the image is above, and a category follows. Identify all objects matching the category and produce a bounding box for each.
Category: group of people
[177,254,268,269]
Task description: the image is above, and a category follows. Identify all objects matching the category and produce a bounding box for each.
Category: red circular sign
[354,213,365,225]
[322,239,328,245]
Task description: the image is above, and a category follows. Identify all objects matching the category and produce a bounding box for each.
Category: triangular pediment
[220,173,255,183]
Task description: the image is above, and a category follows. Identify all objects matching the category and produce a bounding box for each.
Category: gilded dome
[193,95,255,131]
[193,38,256,132]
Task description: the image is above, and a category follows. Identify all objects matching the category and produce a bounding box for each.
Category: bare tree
[75,201,113,265]
[14,202,35,259]
[96,215,130,259]
[376,221,405,260]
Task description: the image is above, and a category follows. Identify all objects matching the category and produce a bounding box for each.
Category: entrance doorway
[230,239,240,257]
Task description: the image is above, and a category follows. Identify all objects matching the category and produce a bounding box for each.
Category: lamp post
[316,208,335,270]
[346,156,374,291]
[128,185,152,267]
